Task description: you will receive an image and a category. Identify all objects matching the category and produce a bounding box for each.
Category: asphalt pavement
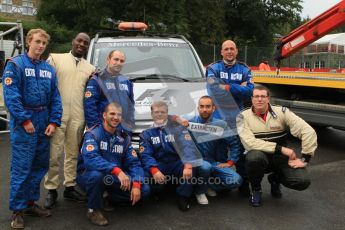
[1,127,345,230]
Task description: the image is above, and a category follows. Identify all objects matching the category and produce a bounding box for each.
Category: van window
[92,41,202,79]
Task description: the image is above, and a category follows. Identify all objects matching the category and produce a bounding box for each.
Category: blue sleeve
[174,126,201,164]
[123,141,144,183]
[206,65,218,78]
[84,77,102,128]
[224,134,242,163]
[48,71,62,126]
[229,68,254,100]
[206,64,233,99]
[2,60,31,124]
[139,131,158,171]
[81,132,117,174]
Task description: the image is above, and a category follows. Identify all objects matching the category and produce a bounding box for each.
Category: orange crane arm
[274,0,345,65]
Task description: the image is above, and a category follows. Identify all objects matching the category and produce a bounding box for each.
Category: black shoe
[238,181,251,198]
[64,187,87,202]
[249,190,262,207]
[44,189,58,209]
[268,174,282,198]
[177,196,190,212]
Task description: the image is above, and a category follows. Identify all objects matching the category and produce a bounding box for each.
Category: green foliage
[34,0,304,52]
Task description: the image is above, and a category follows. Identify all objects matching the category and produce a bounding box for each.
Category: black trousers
[245,150,310,191]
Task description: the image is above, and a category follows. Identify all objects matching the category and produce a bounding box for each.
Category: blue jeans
[209,162,242,191]
[195,161,212,194]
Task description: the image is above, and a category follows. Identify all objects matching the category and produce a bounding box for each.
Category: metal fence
[194,44,345,70]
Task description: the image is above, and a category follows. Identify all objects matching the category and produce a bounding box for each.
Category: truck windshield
[92,41,203,79]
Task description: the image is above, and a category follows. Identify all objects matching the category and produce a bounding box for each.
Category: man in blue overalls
[3,28,62,229]
[77,103,149,226]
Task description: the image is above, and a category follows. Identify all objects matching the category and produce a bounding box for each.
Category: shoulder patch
[131,149,138,158]
[86,144,95,151]
[4,77,12,85]
[139,146,145,153]
[84,91,92,98]
[282,106,287,113]
[207,77,215,84]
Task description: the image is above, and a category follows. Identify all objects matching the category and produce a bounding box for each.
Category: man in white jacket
[44,33,95,209]
[237,85,317,207]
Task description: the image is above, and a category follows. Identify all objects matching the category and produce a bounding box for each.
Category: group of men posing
[2,29,317,229]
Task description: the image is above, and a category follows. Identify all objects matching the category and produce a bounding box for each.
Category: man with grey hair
[139,101,202,211]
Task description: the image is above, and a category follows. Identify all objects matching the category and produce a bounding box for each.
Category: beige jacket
[47,52,95,120]
[237,105,317,156]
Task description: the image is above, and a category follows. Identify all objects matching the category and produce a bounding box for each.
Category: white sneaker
[195,193,209,205]
[206,188,217,197]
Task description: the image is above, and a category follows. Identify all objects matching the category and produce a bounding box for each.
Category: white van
[87,22,207,147]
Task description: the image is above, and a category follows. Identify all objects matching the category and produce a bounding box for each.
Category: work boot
[11,211,24,229]
[87,209,108,226]
[44,189,58,209]
[64,186,87,202]
[268,174,282,198]
[249,190,262,207]
[177,196,190,211]
[23,204,52,217]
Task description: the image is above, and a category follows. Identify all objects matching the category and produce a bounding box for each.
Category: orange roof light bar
[118,22,148,32]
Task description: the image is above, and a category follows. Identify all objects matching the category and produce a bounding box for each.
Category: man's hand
[219,84,227,90]
[288,158,307,169]
[153,171,166,184]
[130,187,141,206]
[44,124,56,137]
[217,160,234,168]
[23,121,35,134]
[281,147,297,160]
[217,163,231,168]
[182,168,192,179]
[117,171,130,191]
[176,116,189,127]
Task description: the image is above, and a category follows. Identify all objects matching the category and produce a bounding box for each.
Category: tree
[224,0,303,46]
[37,0,128,34]
[35,0,304,50]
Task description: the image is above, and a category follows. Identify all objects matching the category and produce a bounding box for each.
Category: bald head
[221,40,238,63]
